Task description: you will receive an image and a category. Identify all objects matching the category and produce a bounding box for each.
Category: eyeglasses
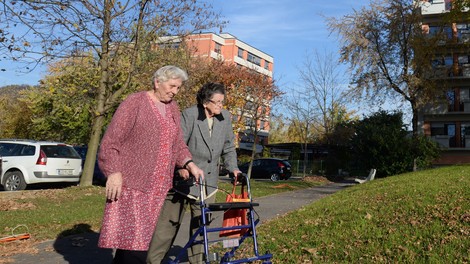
[208,99,224,106]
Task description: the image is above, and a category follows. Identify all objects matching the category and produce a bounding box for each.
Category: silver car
[0,139,82,191]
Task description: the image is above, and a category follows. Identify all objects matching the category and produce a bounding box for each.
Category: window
[245,117,255,127]
[429,25,453,44]
[447,90,456,111]
[247,52,261,66]
[264,60,269,70]
[0,143,21,156]
[245,101,256,111]
[259,120,265,130]
[214,42,222,54]
[238,48,244,58]
[158,42,180,49]
[20,145,36,156]
[457,23,470,43]
[430,124,445,136]
[240,134,255,143]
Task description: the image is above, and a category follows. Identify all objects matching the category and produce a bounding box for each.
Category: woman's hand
[232,169,242,177]
[106,172,123,201]
[186,162,204,183]
[177,168,190,180]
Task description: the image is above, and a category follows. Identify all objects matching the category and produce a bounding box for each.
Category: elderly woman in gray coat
[147,82,241,264]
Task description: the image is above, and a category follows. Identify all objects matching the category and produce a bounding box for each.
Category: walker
[170,173,273,264]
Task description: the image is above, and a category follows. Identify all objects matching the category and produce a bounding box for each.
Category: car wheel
[270,173,280,181]
[3,171,27,191]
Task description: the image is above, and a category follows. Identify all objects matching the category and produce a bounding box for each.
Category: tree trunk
[79,115,105,186]
[411,102,419,171]
[303,141,308,177]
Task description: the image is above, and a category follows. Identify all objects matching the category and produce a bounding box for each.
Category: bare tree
[0,1,223,186]
[326,0,437,135]
[285,50,349,176]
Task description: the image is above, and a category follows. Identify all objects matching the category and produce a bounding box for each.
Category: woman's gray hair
[153,65,188,83]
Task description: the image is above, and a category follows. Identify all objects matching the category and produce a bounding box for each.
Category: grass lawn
[0,176,324,258]
[235,165,469,263]
[1,165,469,263]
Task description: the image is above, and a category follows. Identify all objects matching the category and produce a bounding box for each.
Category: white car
[0,139,82,191]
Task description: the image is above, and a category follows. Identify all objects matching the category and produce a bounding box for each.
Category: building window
[240,134,255,143]
[264,61,269,70]
[238,48,244,58]
[457,23,470,43]
[430,123,445,136]
[447,90,456,112]
[214,42,222,54]
[429,25,452,44]
[158,42,180,49]
[257,135,267,145]
[247,52,261,66]
[245,101,256,111]
[245,117,255,128]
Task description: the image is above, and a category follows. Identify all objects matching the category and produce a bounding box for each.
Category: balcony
[419,0,447,15]
[433,135,450,148]
[430,64,470,79]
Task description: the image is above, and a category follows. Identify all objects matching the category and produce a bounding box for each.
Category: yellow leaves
[365,212,372,220]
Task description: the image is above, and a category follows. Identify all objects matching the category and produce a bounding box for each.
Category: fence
[287,159,326,177]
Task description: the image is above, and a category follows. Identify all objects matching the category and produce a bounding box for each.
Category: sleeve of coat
[221,111,239,172]
[98,94,138,177]
[172,102,192,167]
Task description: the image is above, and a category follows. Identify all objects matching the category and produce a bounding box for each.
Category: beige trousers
[146,192,215,264]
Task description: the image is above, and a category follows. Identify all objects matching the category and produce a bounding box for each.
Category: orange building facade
[159,33,274,154]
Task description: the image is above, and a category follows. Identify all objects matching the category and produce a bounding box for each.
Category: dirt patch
[0,189,67,211]
[0,238,39,259]
[302,175,331,183]
[272,183,296,189]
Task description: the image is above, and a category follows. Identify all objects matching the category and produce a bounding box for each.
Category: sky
[0,1,387,119]
[212,0,369,88]
[209,0,405,121]
[0,0,369,86]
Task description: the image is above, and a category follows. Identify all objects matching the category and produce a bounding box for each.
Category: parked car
[0,139,82,191]
[238,158,292,181]
[73,145,106,186]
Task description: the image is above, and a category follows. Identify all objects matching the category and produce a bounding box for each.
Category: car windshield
[41,145,81,159]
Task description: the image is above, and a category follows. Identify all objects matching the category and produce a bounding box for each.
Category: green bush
[348,110,440,177]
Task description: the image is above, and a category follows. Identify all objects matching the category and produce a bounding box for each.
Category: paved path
[8,181,354,264]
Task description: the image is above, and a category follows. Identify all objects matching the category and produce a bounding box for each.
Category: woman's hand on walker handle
[186,162,204,183]
[177,168,190,180]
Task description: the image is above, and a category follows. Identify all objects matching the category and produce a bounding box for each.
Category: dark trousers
[113,249,147,264]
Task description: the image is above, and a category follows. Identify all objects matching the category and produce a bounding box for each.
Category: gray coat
[175,105,238,199]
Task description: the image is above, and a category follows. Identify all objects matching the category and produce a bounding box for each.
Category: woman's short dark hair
[196,82,225,105]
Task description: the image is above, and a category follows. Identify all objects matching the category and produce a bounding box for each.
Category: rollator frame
[169,173,273,264]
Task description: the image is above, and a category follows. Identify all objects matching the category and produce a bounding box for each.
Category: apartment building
[418,0,470,164]
[159,33,274,154]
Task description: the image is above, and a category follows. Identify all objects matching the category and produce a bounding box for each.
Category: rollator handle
[173,175,196,187]
[229,172,247,185]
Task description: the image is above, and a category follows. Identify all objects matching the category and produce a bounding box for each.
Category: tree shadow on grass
[53,223,113,264]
